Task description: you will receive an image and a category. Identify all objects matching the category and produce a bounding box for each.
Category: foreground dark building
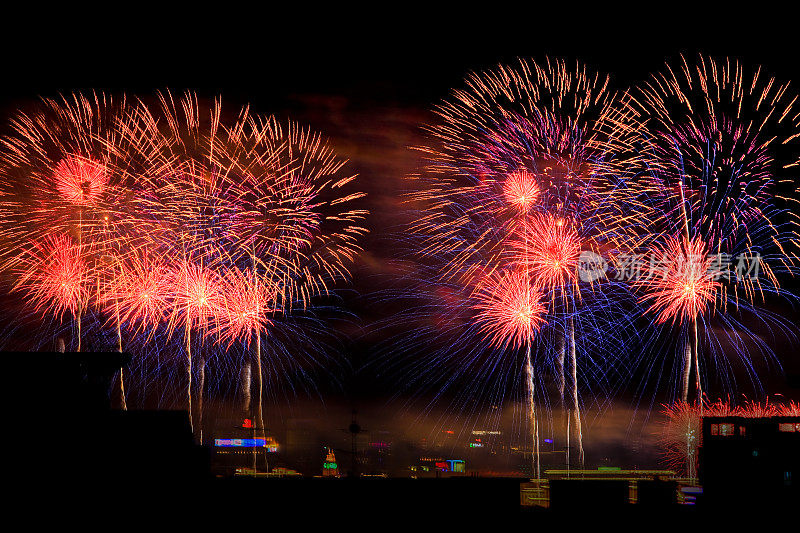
[10,351,209,490]
[8,351,521,517]
[700,415,799,506]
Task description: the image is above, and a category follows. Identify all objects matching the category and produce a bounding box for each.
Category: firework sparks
[53,156,109,207]
[0,54,796,475]
[393,58,645,476]
[214,267,276,347]
[105,92,365,428]
[14,233,87,319]
[120,92,367,309]
[110,253,171,333]
[636,235,721,325]
[517,213,583,293]
[627,54,800,403]
[167,261,223,336]
[473,269,546,351]
[503,170,540,213]
[0,93,128,246]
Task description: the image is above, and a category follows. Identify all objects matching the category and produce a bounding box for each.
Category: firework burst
[0,93,141,366]
[14,233,87,319]
[119,92,367,306]
[516,213,583,294]
[473,269,546,351]
[110,252,171,334]
[166,261,223,335]
[503,169,540,213]
[381,58,646,476]
[53,156,110,207]
[111,92,365,438]
[0,93,129,249]
[636,235,721,325]
[0,91,366,438]
[625,54,800,405]
[213,267,276,348]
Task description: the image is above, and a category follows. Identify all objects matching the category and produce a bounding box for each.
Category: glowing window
[778,423,797,433]
[712,423,735,436]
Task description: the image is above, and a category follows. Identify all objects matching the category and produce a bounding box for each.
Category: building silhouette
[700,415,799,506]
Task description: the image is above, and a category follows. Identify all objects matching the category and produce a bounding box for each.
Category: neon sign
[215,438,266,447]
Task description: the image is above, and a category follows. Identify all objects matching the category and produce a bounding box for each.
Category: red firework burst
[473,270,546,350]
[111,254,171,332]
[638,236,720,325]
[213,268,276,347]
[53,156,109,207]
[167,262,223,335]
[518,213,582,291]
[776,400,800,416]
[15,233,87,318]
[737,398,781,417]
[503,169,539,212]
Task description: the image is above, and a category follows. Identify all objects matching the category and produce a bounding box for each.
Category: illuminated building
[364,432,392,475]
[470,429,502,451]
[270,467,301,477]
[410,457,466,478]
[700,415,799,506]
[214,437,279,451]
[210,417,279,475]
[520,468,679,508]
[322,448,340,477]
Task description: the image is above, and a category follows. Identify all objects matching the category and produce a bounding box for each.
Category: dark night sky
[1,8,798,430]
[3,8,797,106]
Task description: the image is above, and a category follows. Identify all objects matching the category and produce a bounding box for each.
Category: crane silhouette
[341,409,364,478]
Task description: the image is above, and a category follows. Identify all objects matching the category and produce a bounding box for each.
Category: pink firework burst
[15,233,87,318]
[637,235,721,325]
[167,262,223,335]
[213,268,276,347]
[503,169,540,212]
[776,401,800,417]
[658,400,704,474]
[111,254,171,332]
[658,399,734,474]
[473,269,546,350]
[53,156,109,207]
[517,213,582,291]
